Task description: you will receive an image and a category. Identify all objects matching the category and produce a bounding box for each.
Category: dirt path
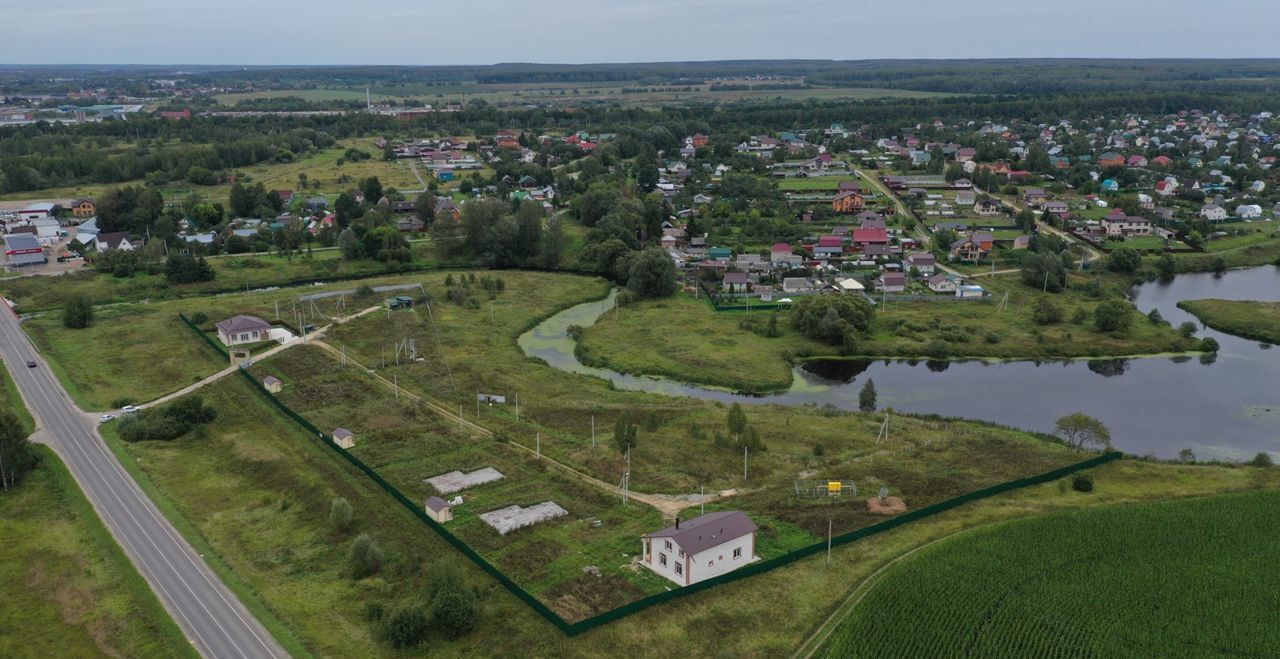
[307,338,736,518]
[137,305,382,411]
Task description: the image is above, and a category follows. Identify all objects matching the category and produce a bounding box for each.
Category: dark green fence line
[232,368,577,635]
[227,349,1121,637]
[565,451,1122,634]
[177,312,229,359]
[697,282,792,313]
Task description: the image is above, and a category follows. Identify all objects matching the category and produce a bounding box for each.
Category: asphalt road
[0,302,288,659]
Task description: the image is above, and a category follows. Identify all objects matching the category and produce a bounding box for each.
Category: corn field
[825,490,1280,658]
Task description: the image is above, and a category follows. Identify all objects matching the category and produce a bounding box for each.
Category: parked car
[120,405,140,414]
[25,360,36,368]
[99,414,116,422]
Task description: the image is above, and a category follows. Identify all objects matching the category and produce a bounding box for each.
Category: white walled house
[640,511,758,587]
[215,315,272,346]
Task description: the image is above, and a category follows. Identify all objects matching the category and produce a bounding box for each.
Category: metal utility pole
[536,433,541,462]
[458,404,463,431]
[476,389,481,416]
[700,484,705,515]
[515,394,520,422]
[743,445,749,481]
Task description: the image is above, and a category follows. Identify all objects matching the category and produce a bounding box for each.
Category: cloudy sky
[1,0,1275,64]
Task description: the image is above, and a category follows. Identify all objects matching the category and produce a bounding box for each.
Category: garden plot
[426,467,505,494]
[480,502,569,535]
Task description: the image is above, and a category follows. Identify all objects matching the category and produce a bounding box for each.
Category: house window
[733,548,742,559]
[240,333,249,341]
[659,554,667,567]
[674,563,682,576]
[664,540,671,551]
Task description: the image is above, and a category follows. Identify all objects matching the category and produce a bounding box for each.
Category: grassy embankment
[1178,299,1280,344]
[0,367,193,659]
[822,489,1280,658]
[1164,233,1280,272]
[75,269,1280,656]
[579,272,1199,393]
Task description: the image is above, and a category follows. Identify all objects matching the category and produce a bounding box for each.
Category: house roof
[880,272,907,284]
[96,232,131,249]
[263,376,282,386]
[216,315,271,334]
[425,496,450,512]
[852,228,889,244]
[816,236,844,248]
[908,252,936,265]
[333,428,354,439]
[722,272,750,285]
[771,242,792,253]
[644,511,757,556]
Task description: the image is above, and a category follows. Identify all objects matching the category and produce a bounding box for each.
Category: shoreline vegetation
[578,274,1201,394]
[1177,299,1280,345]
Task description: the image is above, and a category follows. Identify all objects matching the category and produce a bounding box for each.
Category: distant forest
[4,59,1280,95]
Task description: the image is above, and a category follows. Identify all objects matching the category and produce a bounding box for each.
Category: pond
[519,267,1280,461]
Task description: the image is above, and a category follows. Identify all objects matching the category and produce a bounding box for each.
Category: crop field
[777,177,862,192]
[823,489,1280,658]
[214,83,956,109]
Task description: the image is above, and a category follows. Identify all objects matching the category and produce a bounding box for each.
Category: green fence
[178,312,229,359]
[226,348,1120,635]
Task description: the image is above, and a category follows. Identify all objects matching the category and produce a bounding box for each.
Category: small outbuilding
[263,376,283,393]
[332,428,355,449]
[425,496,453,523]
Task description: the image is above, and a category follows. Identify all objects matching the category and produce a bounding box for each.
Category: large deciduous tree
[1053,413,1112,450]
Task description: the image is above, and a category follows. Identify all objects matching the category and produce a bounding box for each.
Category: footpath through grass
[823,488,1280,658]
[0,446,196,659]
[1178,299,1280,344]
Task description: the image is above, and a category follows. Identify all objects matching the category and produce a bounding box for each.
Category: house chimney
[675,516,680,529]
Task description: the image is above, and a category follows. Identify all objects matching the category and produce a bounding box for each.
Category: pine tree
[859,379,878,413]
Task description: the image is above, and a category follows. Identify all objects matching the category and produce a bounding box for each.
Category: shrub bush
[349,533,385,579]
[381,606,429,648]
[1072,473,1094,493]
[330,496,353,531]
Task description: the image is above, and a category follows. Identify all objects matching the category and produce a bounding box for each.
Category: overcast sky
[2,0,1276,65]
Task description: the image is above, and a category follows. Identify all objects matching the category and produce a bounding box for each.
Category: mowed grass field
[0,138,419,208]
[16,267,446,409]
[0,244,442,313]
[0,446,195,659]
[823,489,1280,658]
[579,273,1201,393]
[1178,299,1280,344]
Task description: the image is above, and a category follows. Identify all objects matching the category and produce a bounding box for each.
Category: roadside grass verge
[0,445,197,659]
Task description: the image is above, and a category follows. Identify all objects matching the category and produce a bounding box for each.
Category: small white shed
[332,428,355,449]
[425,496,453,523]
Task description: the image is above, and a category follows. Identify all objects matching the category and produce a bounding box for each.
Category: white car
[120,405,140,414]
[99,413,116,422]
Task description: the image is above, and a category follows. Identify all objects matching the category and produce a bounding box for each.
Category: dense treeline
[53,59,1279,93]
